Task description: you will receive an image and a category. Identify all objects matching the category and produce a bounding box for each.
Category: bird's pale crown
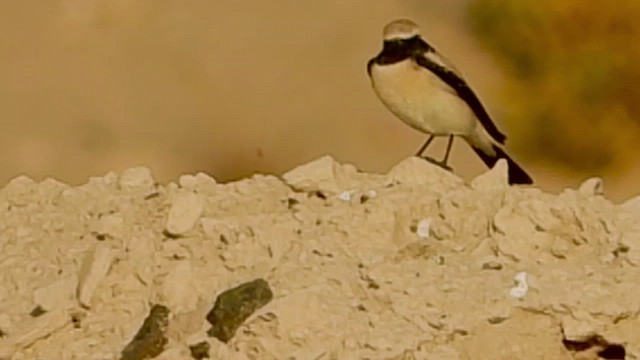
[382,19,421,41]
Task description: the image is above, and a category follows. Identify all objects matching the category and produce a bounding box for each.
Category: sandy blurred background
[0,0,638,201]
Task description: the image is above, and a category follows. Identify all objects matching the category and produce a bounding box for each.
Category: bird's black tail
[471,144,533,185]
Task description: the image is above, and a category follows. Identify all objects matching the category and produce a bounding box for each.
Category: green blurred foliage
[468,0,640,173]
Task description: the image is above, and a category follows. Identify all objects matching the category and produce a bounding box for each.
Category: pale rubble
[578,177,605,196]
[415,218,432,239]
[0,310,68,359]
[158,261,199,314]
[33,275,77,312]
[177,172,217,190]
[0,156,638,359]
[118,166,155,191]
[77,243,116,308]
[561,310,602,343]
[508,271,529,299]
[470,158,509,190]
[621,193,640,212]
[387,156,464,189]
[165,191,204,236]
[281,155,388,195]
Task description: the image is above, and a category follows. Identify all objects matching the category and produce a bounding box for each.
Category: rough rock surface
[0,157,638,359]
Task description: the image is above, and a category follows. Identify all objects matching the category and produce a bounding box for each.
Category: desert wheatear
[367,19,533,184]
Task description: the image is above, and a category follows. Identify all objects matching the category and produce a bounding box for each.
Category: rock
[119,167,155,191]
[1,175,36,206]
[165,192,204,236]
[120,304,170,360]
[159,261,198,314]
[189,341,210,360]
[387,157,463,187]
[206,279,273,343]
[282,155,346,193]
[0,309,68,359]
[90,214,125,239]
[178,172,217,189]
[33,275,77,311]
[471,159,509,190]
[621,194,640,212]
[509,271,529,299]
[578,177,604,196]
[560,312,599,343]
[415,218,432,239]
[77,243,116,308]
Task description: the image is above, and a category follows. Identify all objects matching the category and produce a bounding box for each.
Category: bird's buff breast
[370,60,474,136]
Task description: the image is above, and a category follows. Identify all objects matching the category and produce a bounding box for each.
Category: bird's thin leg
[440,135,454,167]
[415,135,435,157]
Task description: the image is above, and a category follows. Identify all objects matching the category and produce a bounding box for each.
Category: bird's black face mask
[376,36,433,65]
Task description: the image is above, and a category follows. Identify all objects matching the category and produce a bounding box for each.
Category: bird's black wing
[414,53,506,144]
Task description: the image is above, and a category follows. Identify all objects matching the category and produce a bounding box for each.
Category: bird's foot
[420,156,453,172]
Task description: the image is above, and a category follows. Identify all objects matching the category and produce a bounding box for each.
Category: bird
[367,19,533,185]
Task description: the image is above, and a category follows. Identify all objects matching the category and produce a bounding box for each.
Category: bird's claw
[420,156,453,172]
